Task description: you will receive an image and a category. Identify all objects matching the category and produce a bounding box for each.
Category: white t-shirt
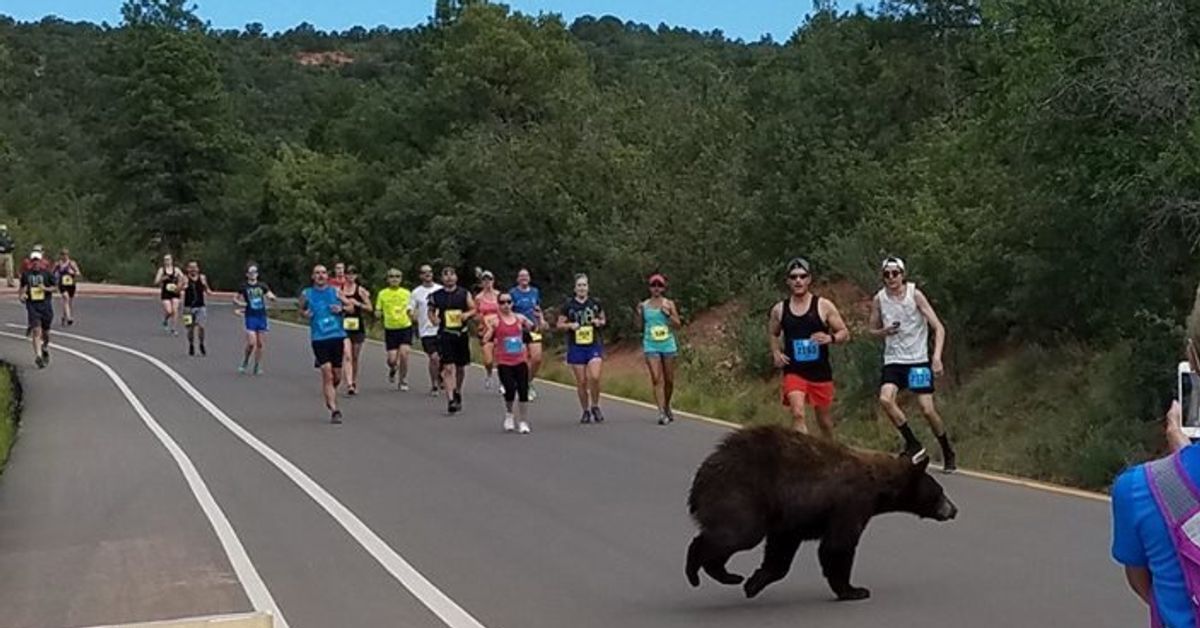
[876,283,930,365]
[411,283,443,338]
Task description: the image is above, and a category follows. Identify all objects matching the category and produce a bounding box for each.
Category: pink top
[494,315,527,366]
[476,291,500,317]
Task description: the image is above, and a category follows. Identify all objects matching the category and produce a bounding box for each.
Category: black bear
[685,425,957,601]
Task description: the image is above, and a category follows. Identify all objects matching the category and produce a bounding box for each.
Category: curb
[77,612,272,628]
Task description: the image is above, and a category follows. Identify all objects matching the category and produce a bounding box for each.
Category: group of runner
[15,245,81,368]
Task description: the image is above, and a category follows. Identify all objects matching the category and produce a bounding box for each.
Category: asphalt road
[0,296,1143,628]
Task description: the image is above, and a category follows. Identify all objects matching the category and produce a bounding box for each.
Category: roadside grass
[0,363,22,475]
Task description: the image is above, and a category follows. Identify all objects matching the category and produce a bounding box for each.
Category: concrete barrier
[76,611,273,628]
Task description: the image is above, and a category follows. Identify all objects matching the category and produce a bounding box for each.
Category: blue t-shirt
[241,282,271,317]
[1112,444,1200,628]
[509,286,540,320]
[303,285,346,342]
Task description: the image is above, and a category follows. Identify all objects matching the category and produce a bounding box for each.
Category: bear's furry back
[688,426,901,530]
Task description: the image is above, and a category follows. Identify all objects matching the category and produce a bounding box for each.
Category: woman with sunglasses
[768,257,850,437]
[557,274,607,424]
[340,265,373,395]
[474,269,502,392]
[484,293,536,434]
[375,268,415,391]
[637,274,682,425]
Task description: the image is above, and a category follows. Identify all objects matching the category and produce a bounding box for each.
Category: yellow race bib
[29,286,45,302]
[445,309,464,330]
[182,313,194,326]
[389,305,405,323]
[343,318,361,332]
[61,275,74,286]
[529,331,543,343]
[574,325,595,345]
[165,283,178,294]
[650,325,671,342]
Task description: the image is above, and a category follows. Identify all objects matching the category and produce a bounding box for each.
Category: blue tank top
[642,303,678,353]
[304,285,346,341]
[509,286,540,320]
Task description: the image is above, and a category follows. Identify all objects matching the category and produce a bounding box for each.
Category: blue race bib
[503,335,524,355]
[908,366,933,390]
[316,315,340,336]
[792,339,820,363]
[249,295,265,310]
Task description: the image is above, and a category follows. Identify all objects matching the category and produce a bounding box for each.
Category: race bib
[343,317,361,332]
[445,309,464,329]
[29,286,45,302]
[165,283,178,293]
[183,313,194,327]
[908,366,933,390]
[575,325,595,346]
[792,339,820,363]
[529,331,543,343]
[650,325,671,342]
[60,275,74,286]
[503,335,524,355]
[248,295,265,310]
[316,315,340,336]
[389,304,406,322]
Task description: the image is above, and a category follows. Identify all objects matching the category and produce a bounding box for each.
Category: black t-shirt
[183,275,209,307]
[240,282,271,315]
[20,264,55,305]
[561,297,603,348]
[431,286,471,335]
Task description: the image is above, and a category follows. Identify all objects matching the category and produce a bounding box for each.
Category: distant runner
[53,248,80,326]
[485,293,536,434]
[509,268,544,400]
[181,260,211,357]
[429,266,476,414]
[19,248,55,368]
[329,261,347,288]
[768,257,850,437]
[340,265,372,395]
[868,257,956,471]
[475,270,501,392]
[557,274,607,424]
[298,264,350,424]
[0,225,15,288]
[233,264,276,375]
[411,265,443,395]
[638,273,681,425]
[155,254,183,335]
[376,268,415,391]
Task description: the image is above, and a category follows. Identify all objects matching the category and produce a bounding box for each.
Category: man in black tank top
[768,258,850,437]
[429,266,477,414]
[182,260,210,357]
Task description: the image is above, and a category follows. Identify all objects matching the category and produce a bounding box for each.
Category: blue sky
[1,1,860,42]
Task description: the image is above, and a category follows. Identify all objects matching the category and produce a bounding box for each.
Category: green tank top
[642,303,678,354]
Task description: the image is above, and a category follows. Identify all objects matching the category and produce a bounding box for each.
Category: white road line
[44,328,489,628]
[0,332,288,628]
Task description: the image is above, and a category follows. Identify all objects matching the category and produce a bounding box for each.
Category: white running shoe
[528,386,537,401]
[518,421,531,434]
[498,383,506,396]
[503,414,516,433]
[399,381,410,392]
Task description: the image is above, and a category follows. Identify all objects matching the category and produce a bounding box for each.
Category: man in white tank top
[868,257,956,472]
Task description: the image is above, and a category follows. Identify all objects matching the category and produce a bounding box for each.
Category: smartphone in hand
[1178,361,1200,439]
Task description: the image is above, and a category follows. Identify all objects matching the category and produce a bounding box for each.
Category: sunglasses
[649,282,666,288]
[388,274,402,279]
[788,272,809,280]
[499,299,513,305]
[883,270,903,279]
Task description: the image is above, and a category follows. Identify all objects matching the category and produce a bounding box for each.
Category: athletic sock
[936,432,954,454]
[897,422,921,448]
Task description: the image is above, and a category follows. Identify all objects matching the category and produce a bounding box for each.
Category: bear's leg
[743,529,803,598]
[686,529,760,587]
[818,523,869,601]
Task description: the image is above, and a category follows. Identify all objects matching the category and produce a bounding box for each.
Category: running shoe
[238,364,247,375]
[188,344,195,356]
[518,421,531,435]
[34,355,44,369]
[484,376,494,391]
[347,385,357,397]
[941,449,958,475]
[199,344,206,357]
[503,414,515,433]
[253,363,262,376]
[430,387,440,397]
[66,319,74,326]
[657,412,672,426]
[399,381,410,392]
[330,410,343,424]
[666,407,676,422]
[591,406,605,423]
[498,383,506,396]
[580,409,593,424]
[528,386,538,401]
[42,348,49,365]
[388,367,397,384]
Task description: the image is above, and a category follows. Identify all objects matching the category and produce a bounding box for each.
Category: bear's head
[897,454,958,522]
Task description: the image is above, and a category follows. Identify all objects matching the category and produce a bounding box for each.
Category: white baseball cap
[881,257,906,272]
[30,251,42,260]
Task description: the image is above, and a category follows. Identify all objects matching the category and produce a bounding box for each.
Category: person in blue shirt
[298,264,352,424]
[233,264,277,376]
[509,268,545,399]
[1112,398,1198,627]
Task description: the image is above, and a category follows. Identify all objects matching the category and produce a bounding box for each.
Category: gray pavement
[0,296,1143,627]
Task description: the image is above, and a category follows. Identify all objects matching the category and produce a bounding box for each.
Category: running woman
[53,248,81,326]
[181,260,211,356]
[233,264,276,375]
[557,274,607,424]
[509,268,545,400]
[376,268,415,391]
[329,261,347,288]
[429,266,476,414]
[485,293,535,434]
[868,256,957,471]
[20,248,55,368]
[154,254,183,335]
[637,273,682,425]
[298,264,351,424]
[340,265,372,395]
[475,270,501,392]
[768,257,850,437]
[411,264,443,395]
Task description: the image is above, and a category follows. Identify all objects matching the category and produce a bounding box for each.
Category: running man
[768,257,850,437]
[19,248,55,368]
[155,254,183,335]
[509,268,544,400]
[181,260,210,357]
[411,264,443,395]
[0,225,15,288]
[475,270,501,392]
[233,264,276,375]
[298,264,350,424]
[485,292,536,434]
[429,266,475,414]
[340,266,372,395]
[637,273,682,425]
[557,274,607,424]
[53,248,80,326]
[868,256,956,471]
[376,268,415,391]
